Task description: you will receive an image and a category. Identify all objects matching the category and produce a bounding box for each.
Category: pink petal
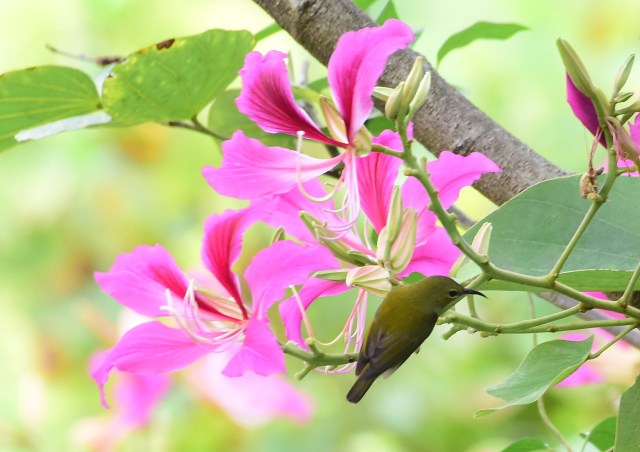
[114,372,171,427]
[357,130,403,232]
[187,352,313,427]
[95,245,189,318]
[401,227,460,277]
[630,115,640,148]
[236,51,344,146]
[245,240,338,318]
[557,333,603,387]
[91,322,215,408]
[222,317,285,377]
[328,19,414,140]
[401,178,438,245]
[254,179,335,244]
[201,206,267,308]
[279,278,349,347]
[428,151,501,209]
[203,131,344,199]
[566,74,606,147]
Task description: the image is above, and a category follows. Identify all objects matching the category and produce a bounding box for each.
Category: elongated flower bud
[346,265,392,297]
[385,82,404,120]
[402,57,425,104]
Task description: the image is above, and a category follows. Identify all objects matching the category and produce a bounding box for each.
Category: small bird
[346,276,485,403]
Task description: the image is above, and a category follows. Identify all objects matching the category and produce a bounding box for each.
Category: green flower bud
[346,265,392,297]
[614,54,635,94]
[402,57,425,104]
[385,82,405,120]
[408,71,431,119]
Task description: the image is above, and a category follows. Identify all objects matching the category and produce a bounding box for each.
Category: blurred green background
[1,0,640,451]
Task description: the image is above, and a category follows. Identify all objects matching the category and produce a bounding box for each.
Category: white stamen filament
[316,289,368,374]
[290,285,315,340]
[161,280,245,347]
[295,131,345,203]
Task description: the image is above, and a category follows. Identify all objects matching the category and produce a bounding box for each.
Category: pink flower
[72,353,171,450]
[204,19,414,230]
[266,131,499,358]
[186,351,313,428]
[566,74,606,147]
[91,206,327,408]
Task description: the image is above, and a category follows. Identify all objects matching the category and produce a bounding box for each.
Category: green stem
[280,340,358,379]
[166,118,227,141]
[537,397,573,452]
[444,311,637,335]
[589,323,639,359]
[547,202,600,279]
[371,143,404,159]
[617,260,640,309]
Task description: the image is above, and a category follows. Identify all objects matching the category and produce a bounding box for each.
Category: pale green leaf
[501,438,550,452]
[103,29,254,125]
[463,175,640,292]
[376,1,398,25]
[583,416,616,451]
[0,65,101,152]
[615,377,640,451]
[475,338,592,417]
[437,21,528,67]
[255,23,281,42]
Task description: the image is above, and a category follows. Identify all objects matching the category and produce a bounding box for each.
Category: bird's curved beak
[464,288,486,298]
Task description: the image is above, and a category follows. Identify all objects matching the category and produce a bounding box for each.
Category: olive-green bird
[347,276,485,403]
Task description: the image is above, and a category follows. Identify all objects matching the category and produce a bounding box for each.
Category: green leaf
[463,175,640,292]
[354,0,379,9]
[475,337,592,418]
[307,77,329,92]
[436,21,528,67]
[0,65,101,152]
[501,438,550,452]
[583,416,616,451]
[103,29,254,126]
[255,23,281,42]
[615,377,640,451]
[376,1,398,25]
[207,89,294,147]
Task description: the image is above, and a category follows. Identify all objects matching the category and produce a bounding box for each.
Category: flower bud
[385,82,404,120]
[402,57,425,104]
[614,54,635,94]
[345,265,392,297]
[557,38,596,98]
[408,71,431,118]
[319,96,347,143]
[373,86,395,102]
[386,186,403,244]
[386,208,418,274]
[614,92,634,104]
[314,269,349,282]
[450,222,492,276]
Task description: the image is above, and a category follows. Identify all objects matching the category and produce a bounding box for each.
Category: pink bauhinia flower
[203,19,414,232]
[258,131,499,365]
[91,206,327,408]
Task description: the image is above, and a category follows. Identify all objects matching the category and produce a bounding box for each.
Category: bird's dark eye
[448,289,459,298]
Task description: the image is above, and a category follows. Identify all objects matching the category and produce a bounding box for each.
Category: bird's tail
[346,376,375,403]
